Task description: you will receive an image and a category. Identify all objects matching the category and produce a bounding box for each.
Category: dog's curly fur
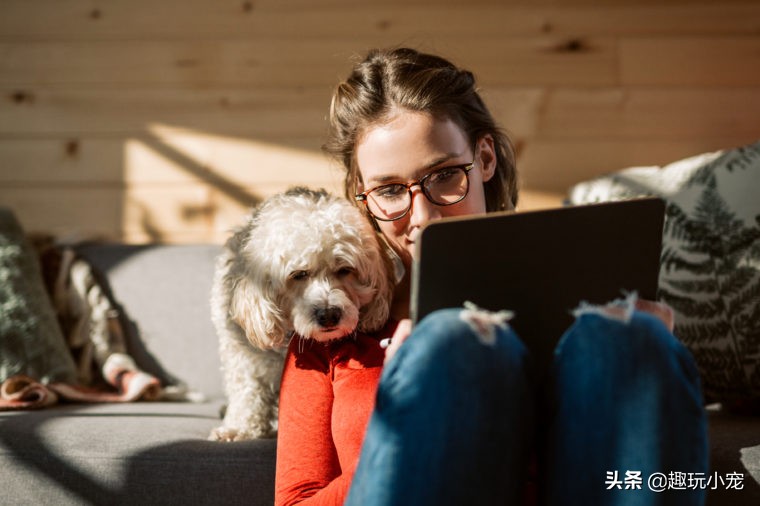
[209,187,393,441]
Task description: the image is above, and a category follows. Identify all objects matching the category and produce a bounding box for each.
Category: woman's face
[355,111,496,268]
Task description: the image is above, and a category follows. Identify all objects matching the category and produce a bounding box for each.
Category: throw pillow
[568,141,760,403]
[0,208,77,384]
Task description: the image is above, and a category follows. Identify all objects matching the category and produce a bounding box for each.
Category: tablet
[411,197,666,367]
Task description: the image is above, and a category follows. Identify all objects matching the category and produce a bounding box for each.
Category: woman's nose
[408,186,441,226]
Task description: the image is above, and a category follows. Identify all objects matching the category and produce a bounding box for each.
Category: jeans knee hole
[459,302,514,346]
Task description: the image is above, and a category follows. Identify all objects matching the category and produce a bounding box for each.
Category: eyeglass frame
[354,149,478,222]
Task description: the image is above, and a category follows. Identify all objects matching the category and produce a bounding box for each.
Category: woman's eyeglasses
[355,160,475,222]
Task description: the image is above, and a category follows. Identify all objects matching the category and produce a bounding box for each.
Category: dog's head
[228,187,393,348]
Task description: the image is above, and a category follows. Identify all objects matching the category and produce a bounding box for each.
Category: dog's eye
[336,267,355,278]
[289,270,309,281]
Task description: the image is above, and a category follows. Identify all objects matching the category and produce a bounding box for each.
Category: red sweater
[274,322,397,506]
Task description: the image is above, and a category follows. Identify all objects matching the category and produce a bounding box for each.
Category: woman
[275,47,708,506]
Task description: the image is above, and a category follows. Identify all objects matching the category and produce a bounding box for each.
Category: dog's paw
[209,426,247,442]
[208,425,271,442]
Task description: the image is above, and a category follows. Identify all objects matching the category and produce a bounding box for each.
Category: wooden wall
[1,0,759,243]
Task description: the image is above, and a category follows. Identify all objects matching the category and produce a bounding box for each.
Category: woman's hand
[383,319,413,365]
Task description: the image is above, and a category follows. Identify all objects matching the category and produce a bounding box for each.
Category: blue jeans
[345,307,708,506]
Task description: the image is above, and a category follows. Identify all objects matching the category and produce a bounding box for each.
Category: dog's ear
[357,239,394,333]
[229,274,288,349]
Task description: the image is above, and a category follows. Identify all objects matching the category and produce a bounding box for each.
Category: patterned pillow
[568,141,760,403]
[0,208,77,384]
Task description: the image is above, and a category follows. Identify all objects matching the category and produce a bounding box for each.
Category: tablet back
[411,198,665,367]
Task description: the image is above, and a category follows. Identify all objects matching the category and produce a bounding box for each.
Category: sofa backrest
[76,243,224,399]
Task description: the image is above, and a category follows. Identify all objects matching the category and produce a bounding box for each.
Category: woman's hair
[323,46,518,211]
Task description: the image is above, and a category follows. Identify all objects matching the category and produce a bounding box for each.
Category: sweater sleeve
[274,339,350,506]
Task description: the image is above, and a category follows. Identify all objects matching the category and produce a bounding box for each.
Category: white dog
[209,187,393,441]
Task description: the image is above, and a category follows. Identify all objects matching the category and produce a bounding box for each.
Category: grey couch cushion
[75,244,224,398]
[0,401,276,505]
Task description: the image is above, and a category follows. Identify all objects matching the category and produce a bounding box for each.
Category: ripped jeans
[345,302,708,506]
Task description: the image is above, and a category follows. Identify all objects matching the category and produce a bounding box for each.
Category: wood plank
[123,181,346,244]
[527,3,760,37]
[0,186,123,239]
[207,181,345,243]
[515,189,564,212]
[0,39,354,87]
[4,2,759,40]
[0,133,341,195]
[0,87,331,136]
[0,137,123,183]
[348,36,619,87]
[0,36,618,88]
[517,138,753,194]
[620,37,760,86]
[121,184,216,243]
[0,86,550,138]
[480,88,547,139]
[537,88,760,140]
[0,181,349,244]
[122,130,338,187]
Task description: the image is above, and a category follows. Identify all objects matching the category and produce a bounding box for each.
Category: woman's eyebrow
[369,151,464,185]
[422,152,461,171]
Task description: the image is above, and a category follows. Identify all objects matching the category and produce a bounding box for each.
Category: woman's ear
[477,134,497,183]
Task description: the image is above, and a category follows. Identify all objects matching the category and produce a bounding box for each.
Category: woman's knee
[411,307,526,362]
[376,307,537,441]
[386,307,533,390]
[555,309,701,387]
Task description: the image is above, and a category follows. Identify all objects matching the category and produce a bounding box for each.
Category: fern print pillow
[568,141,760,403]
[1,208,78,384]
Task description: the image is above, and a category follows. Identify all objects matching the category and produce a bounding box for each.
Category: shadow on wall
[120,123,340,243]
[140,133,263,210]
[122,128,262,242]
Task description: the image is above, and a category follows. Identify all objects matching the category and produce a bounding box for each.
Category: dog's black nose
[315,307,342,328]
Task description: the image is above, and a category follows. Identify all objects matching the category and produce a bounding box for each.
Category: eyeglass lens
[366,166,469,220]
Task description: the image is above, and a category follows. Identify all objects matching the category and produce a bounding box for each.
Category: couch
[1,236,759,505]
[1,242,276,505]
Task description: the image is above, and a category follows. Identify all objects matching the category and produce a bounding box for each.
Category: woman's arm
[274,340,351,506]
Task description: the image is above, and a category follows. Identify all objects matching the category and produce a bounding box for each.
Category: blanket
[0,242,189,410]
[0,357,161,410]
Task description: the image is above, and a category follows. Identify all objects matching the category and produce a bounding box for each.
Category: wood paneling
[517,138,753,194]
[4,2,760,40]
[1,0,759,242]
[620,37,760,86]
[0,186,123,239]
[0,88,330,137]
[537,88,760,139]
[0,135,338,186]
[0,37,620,88]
